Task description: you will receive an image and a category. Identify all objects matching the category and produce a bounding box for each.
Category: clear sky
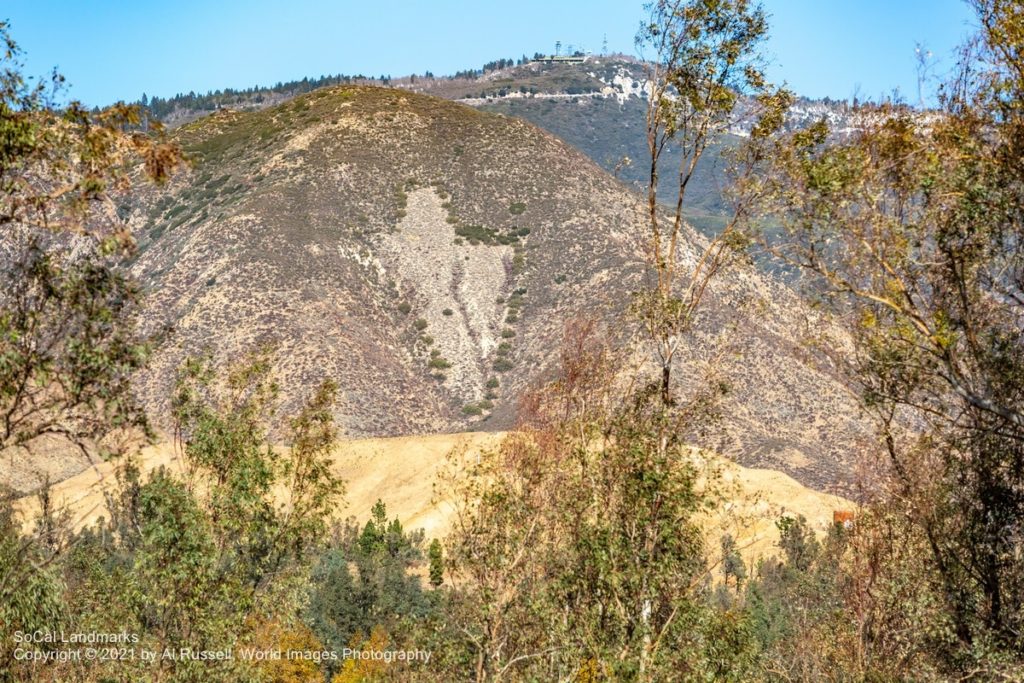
[4,0,977,107]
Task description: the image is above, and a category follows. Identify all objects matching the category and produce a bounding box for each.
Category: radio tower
[602,34,608,55]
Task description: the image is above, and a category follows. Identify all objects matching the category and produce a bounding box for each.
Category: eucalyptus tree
[754,0,1024,668]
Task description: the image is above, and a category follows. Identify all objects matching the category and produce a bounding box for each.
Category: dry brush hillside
[122,85,869,495]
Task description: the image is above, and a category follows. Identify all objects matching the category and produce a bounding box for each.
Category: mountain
[126,85,870,496]
[141,57,860,238]
[419,57,862,236]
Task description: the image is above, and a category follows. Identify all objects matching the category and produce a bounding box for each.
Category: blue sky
[4,0,977,107]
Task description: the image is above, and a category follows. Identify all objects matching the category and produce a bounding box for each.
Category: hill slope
[127,85,869,494]
[141,56,860,239]
[447,58,858,236]
[15,432,853,565]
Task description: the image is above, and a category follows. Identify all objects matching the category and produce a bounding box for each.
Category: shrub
[493,358,514,372]
[486,378,499,389]
[205,174,231,191]
[429,358,452,370]
[397,302,412,315]
[501,328,516,338]
[509,201,527,215]
[455,224,498,244]
[442,308,454,316]
[512,253,526,273]
[414,318,428,331]
[462,403,483,416]
[305,502,431,657]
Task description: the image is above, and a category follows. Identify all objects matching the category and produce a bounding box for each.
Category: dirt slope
[15,432,851,564]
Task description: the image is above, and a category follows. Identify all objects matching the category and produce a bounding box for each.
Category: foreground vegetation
[3,0,1024,680]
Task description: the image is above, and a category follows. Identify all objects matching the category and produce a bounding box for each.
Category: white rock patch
[383,188,511,399]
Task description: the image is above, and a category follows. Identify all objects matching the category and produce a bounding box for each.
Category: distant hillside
[141,73,388,128]
[138,56,858,237]
[477,95,736,233]
[421,57,858,235]
[136,54,548,127]
[123,85,871,496]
